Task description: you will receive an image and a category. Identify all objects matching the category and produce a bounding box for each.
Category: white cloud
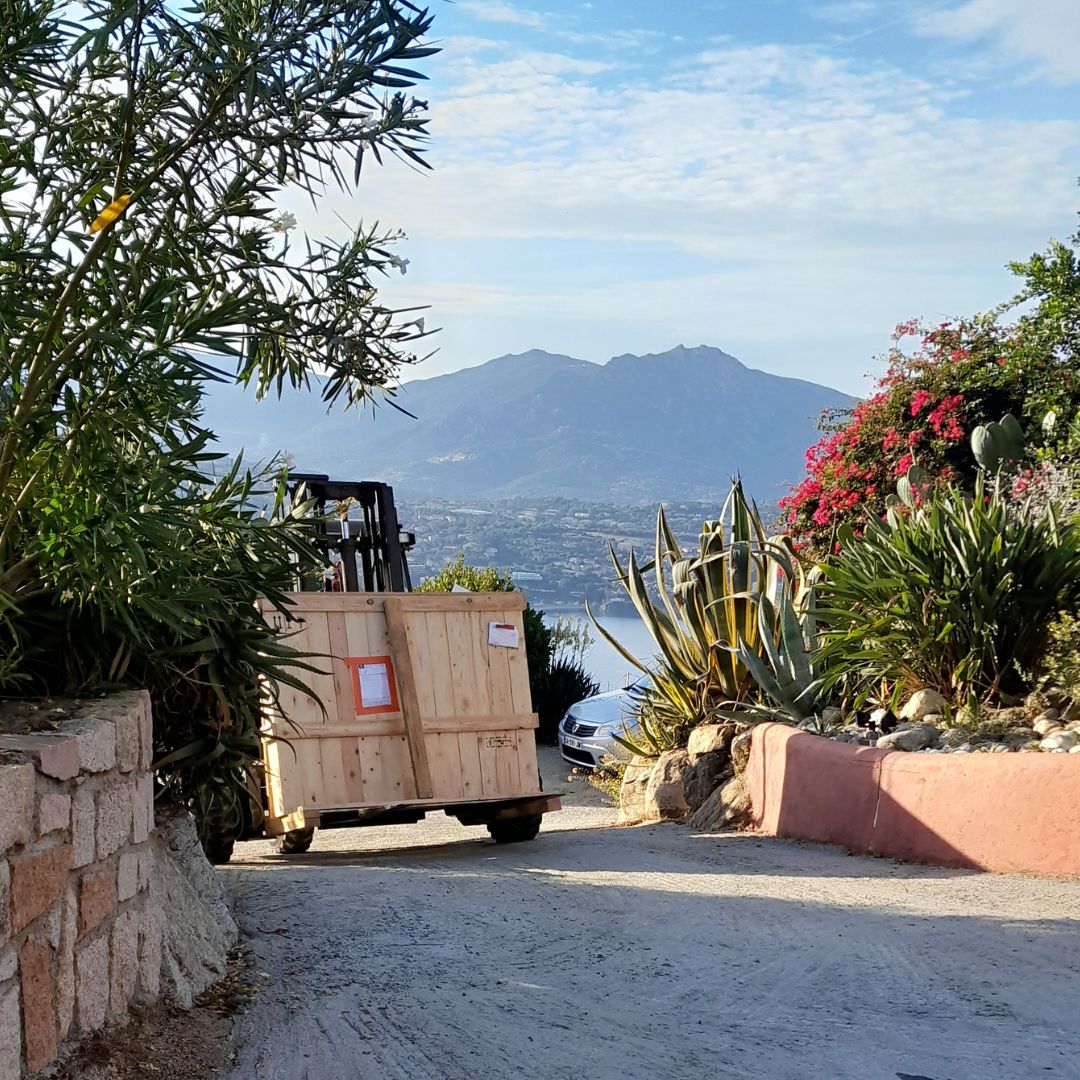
[918,0,1080,82]
[457,0,545,30]
[285,35,1080,392]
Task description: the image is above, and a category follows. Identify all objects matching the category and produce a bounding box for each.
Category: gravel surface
[222,747,1080,1080]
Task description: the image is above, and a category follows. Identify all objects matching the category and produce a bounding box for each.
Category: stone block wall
[0,691,160,1077]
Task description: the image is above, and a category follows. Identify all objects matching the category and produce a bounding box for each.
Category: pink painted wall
[744,723,1080,877]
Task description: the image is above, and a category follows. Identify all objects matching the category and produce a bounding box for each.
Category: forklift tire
[201,827,237,866]
[487,815,542,844]
[275,827,315,855]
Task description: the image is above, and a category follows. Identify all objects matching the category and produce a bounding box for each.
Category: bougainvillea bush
[781,232,1080,552]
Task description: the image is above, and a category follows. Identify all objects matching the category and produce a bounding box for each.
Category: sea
[546,610,656,692]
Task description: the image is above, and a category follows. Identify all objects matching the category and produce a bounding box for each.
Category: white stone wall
[0,691,160,1077]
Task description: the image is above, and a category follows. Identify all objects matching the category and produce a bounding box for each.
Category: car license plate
[562,735,585,750]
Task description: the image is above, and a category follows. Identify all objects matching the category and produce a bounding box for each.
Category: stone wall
[0,691,160,1077]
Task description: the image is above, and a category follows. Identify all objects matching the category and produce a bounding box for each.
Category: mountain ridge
[200,345,853,504]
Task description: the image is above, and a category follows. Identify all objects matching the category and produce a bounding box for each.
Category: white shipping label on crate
[358,662,394,709]
[487,621,520,648]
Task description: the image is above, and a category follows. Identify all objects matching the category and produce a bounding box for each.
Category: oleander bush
[0,0,437,845]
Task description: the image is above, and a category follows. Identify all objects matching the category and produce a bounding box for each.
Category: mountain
[199,345,853,504]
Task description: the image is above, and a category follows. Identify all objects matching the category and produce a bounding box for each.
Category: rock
[618,761,654,824]
[920,713,944,726]
[686,723,736,763]
[833,731,867,745]
[1003,727,1037,749]
[1040,730,1079,752]
[876,723,941,752]
[1062,701,1080,724]
[1035,707,1060,723]
[642,749,691,822]
[1033,716,1064,737]
[151,806,238,1009]
[730,729,754,775]
[899,689,948,722]
[686,775,752,832]
[992,707,1031,728]
[683,753,732,812]
[821,706,844,726]
[941,726,974,749]
[1071,745,1080,754]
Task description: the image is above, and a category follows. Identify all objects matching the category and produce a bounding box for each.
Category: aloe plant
[588,479,799,754]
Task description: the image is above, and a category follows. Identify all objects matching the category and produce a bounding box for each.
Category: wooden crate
[256,591,542,834]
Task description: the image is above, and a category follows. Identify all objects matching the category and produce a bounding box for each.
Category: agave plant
[731,565,829,723]
[589,479,799,755]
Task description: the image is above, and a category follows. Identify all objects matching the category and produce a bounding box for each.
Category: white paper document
[358,661,393,708]
[487,621,520,648]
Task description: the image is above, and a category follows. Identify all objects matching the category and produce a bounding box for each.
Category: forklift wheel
[201,828,237,866]
[275,827,315,855]
[487,815,542,844]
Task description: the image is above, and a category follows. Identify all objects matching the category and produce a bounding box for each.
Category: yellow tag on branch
[89,193,132,233]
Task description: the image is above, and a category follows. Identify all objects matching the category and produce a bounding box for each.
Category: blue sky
[287,0,1080,395]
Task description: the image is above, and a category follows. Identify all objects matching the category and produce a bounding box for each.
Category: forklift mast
[287,473,416,593]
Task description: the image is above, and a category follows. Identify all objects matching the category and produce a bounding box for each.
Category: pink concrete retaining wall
[744,722,1080,877]
[0,691,160,1077]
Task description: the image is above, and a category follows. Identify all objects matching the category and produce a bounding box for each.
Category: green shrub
[1037,610,1080,703]
[819,474,1080,705]
[534,657,599,744]
[0,0,436,844]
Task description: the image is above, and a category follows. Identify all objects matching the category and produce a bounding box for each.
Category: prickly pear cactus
[971,414,1025,472]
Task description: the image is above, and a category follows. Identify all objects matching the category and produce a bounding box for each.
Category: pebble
[1033,717,1064,737]
[1041,730,1079,752]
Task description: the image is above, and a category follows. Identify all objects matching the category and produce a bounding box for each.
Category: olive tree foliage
[0,0,437,827]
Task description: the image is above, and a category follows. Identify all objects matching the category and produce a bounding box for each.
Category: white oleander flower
[271,211,297,234]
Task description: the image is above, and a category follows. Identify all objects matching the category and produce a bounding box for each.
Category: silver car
[557,679,647,769]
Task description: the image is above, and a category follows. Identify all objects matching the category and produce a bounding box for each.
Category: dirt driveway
[221,747,1080,1080]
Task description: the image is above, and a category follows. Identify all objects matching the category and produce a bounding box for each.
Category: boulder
[1040,730,1079,752]
[899,689,948,721]
[642,749,691,822]
[876,723,940,752]
[683,754,732,812]
[730,729,754,774]
[618,760,654,824]
[152,806,238,1008]
[686,775,752,832]
[686,723,736,763]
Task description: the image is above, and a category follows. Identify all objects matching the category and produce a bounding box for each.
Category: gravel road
[222,747,1080,1080]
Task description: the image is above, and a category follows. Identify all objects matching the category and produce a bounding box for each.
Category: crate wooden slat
[257,591,542,831]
